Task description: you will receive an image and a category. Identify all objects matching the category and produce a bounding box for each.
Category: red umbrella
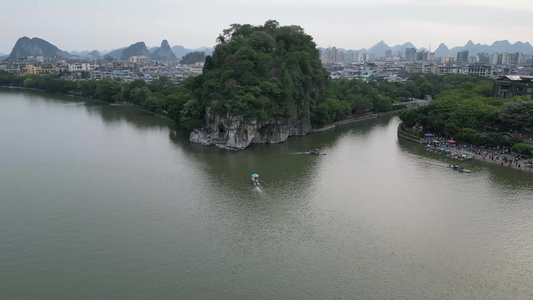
[446,139,457,143]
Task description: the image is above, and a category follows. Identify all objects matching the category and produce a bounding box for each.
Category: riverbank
[398,124,533,173]
[0,86,174,122]
[312,112,382,132]
[3,86,430,151]
[423,138,533,173]
[312,101,427,133]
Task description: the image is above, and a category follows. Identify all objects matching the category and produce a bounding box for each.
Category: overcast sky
[1,0,532,54]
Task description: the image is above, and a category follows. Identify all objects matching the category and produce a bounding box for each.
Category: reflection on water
[2,89,533,299]
[84,103,172,131]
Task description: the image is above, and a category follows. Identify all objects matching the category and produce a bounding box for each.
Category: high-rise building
[504,52,522,65]
[416,51,428,61]
[337,51,345,63]
[385,50,392,60]
[478,52,490,63]
[490,53,501,65]
[468,56,479,64]
[405,48,416,61]
[322,47,338,64]
[345,50,358,62]
[456,50,469,63]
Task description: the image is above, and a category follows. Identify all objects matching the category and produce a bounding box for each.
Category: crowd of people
[423,136,533,171]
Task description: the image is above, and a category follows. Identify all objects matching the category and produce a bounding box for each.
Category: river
[1,89,533,299]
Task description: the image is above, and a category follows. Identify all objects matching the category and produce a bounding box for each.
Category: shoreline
[398,126,533,173]
[312,113,381,132]
[0,86,174,123]
[2,85,400,137]
[430,147,533,173]
[312,110,400,133]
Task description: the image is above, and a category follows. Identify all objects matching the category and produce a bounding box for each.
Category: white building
[129,56,148,64]
[467,63,495,78]
[68,63,98,72]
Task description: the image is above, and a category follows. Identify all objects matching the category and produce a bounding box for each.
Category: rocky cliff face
[151,40,177,61]
[190,109,311,150]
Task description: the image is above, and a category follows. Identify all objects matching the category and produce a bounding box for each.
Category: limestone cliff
[120,42,150,61]
[181,21,329,150]
[190,109,311,150]
[8,37,70,59]
[151,40,178,61]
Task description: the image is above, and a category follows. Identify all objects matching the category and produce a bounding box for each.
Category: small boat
[251,174,260,186]
[448,165,471,173]
[308,148,326,155]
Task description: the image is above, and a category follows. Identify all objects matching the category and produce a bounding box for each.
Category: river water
[1,89,533,299]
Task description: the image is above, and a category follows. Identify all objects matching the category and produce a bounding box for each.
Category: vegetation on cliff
[179,20,329,128]
[180,51,206,64]
[6,22,523,141]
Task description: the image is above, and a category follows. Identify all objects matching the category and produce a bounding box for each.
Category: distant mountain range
[8,36,531,62]
[322,40,533,57]
[101,41,212,61]
[170,45,213,59]
[6,36,214,61]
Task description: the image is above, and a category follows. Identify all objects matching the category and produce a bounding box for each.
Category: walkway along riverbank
[312,112,382,132]
[397,122,533,173]
[313,100,430,133]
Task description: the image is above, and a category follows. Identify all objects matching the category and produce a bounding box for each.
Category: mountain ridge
[151,40,178,61]
[120,42,150,61]
[6,36,532,61]
[321,40,533,57]
[8,37,71,59]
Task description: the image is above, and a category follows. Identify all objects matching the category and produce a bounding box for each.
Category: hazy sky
[1,0,532,54]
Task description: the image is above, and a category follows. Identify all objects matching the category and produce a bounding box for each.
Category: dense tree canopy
[179,20,330,128]
[2,22,523,140]
[399,77,533,146]
[180,51,206,65]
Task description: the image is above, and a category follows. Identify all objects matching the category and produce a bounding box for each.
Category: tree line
[1,68,505,131]
[2,20,518,135]
[399,80,533,151]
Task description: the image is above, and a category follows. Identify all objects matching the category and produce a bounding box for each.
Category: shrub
[512,143,532,157]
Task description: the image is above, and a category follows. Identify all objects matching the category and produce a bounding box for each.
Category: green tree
[419,82,435,98]
[95,78,123,102]
[129,87,152,106]
[405,80,419,98]
[186,20,329,129]
[499,100,533,130]
[512,143,532,156]
[180,51,207,64]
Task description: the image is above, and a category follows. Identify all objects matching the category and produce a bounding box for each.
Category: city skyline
[1,0,532,54]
